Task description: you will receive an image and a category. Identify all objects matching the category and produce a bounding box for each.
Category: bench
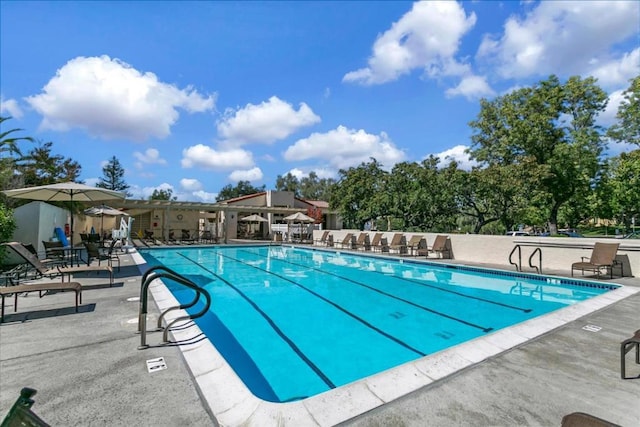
[0,282,82,322]
[0,387,50,426]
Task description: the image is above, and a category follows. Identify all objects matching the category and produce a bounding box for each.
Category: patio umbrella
[240,214,268,238]
[84,204,129,238]
[3,182,126,245]
[283,212,315,242]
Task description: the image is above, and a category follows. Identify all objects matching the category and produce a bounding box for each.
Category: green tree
[97,156,131,196]
[215,180,265,202]
[329,158,388,229]
[300,172,335,201]
[469,75,608,234]
[20,141,82,187]
[596,150,640,230]
[608,75,640,146]
[456,164,529,233]
[275,173,300,196]
[0,116,34,201]
[149,188,177,201]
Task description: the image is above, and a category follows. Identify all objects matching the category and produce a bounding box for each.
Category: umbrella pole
[70,194,74,247]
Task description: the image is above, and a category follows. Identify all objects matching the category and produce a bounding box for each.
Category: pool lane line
[176,252,337,390]
[257,248,532,314]
[213,250,428,357]
[239,249,494,333]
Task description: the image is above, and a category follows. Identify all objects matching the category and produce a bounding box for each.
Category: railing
[509,245,522,271]
[137,265,211,349]
[528,247,542,274]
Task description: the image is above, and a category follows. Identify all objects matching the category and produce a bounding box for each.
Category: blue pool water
[138,245,617,403]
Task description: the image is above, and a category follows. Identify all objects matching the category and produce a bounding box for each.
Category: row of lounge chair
[313,231,451,259]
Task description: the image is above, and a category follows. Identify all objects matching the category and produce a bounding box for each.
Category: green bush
[0,203,16,266]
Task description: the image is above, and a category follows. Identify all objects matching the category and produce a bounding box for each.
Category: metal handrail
[138,265,211,349]
[509,245,522,271]
[528,247,542,274]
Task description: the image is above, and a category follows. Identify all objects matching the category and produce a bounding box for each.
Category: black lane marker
[241,249,494,333]
[256,248,532,313]
[177,252,337,389]
[214,250,427,356]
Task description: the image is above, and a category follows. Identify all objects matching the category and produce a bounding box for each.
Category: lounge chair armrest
[580,256,590,262]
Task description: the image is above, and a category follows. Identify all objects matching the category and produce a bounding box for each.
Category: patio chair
[2,242,113,286]
[388,233,408,255]
[84,241,120,271]
[620,329,640,380]
[429,235,451,259]
[571,242,622,279]
[354,233,371,251]
[0,387,50,425]
[561,412,620,427]
[369,233,385,252]
[42,240,66,265]
[406,235,427,256]
[335,233,355,249]
[314,230,330,246]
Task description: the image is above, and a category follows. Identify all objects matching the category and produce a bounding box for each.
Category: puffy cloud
[128,182,175,200]
[180,178,203,191]
[26,55,215,141]
[192,190,218,202]
[597,89,625,127]
[285,167,335,180]
[229,167,264,182]
[133,148,167,169]
[181,144,254,170]
[432,145,477,170]
[477,1,639,82]
[217,96,320,145]
[445,75,495,100]
[284,125,406,170]
[590,48,640,89]
[343,1,476,85]
[0,97,23,118]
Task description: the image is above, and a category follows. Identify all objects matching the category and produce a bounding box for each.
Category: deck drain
[146,357,167,373]
[127,297,140,302]
[582,324,602,332]
[127,279,137,283]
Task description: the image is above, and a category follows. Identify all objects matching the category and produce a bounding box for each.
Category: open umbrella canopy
[240,214,268,222]
[283,212,315,223]
[4,182,126,244]
[84,204,129,217]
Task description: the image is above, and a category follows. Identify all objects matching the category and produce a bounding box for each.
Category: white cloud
[343,1,476,85]
[180,178,203,191]
[192,190,218,202]
[229,167,264,182]
[133,148,167,169]
[128,182,175,200]
[477,1,640,81]
[84,177,100,187]
[0,97,23,118]
[285,167,335,180]
[445,75,495,100]
[284,125,406,170]
[432,145,477,170]
[590,48,640,89]
[597,89,625,127]
[181,144,254,170]
[217,96,320,145]
[26,55,215,141]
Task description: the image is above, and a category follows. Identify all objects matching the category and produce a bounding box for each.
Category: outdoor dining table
[48,245,86,267]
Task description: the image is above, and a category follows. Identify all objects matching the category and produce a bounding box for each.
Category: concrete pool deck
[1,247,639,426]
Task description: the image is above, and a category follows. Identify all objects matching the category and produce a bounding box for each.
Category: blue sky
[1,1,638,202]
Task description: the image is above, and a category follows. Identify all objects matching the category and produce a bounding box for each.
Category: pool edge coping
[130,248,639,427]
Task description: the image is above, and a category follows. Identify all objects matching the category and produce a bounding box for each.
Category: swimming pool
[138,245,619,404]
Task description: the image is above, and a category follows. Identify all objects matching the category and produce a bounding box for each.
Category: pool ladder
[137,265,211,349]
[509,245,543,274]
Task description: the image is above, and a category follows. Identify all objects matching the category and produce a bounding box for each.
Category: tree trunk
[548,203,560,235]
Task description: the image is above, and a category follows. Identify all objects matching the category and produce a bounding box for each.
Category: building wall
[13,201,70,253]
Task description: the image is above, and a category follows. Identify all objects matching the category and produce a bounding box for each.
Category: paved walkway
[1,249,639,426]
